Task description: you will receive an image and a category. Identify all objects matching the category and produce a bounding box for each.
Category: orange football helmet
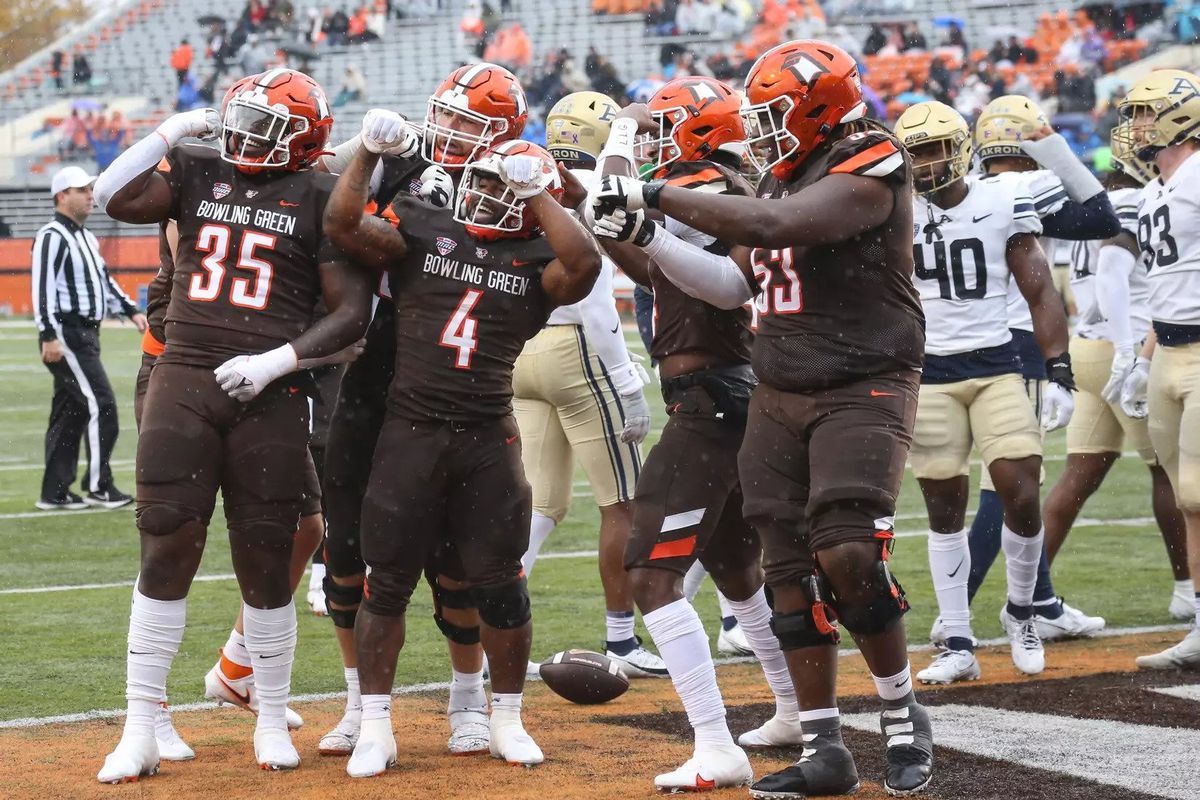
[638,77,745,176]
[423,62,529,167]
[454,140,563,240]
[742,40,867,179]
[220,68,333,173]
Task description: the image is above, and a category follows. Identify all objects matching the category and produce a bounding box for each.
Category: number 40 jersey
[912,172,1042,357]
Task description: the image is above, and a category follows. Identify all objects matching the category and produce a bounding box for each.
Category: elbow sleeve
[1041,194,1121,240]
[642,228,753,310]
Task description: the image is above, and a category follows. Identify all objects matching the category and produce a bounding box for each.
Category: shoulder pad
[826,130,905,180]
[661,160,749,195]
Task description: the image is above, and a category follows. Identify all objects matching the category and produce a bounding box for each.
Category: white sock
[872,663,914,702]
[361,693,391,722]
[1194,591,1200,628]
[521,512,556,576]
[309,562,326,592]
[682,562,707,602]
[449,668,487,713]
[222,628,252,668]
[644,598,733,750]
[242,602,296,733]
[344,667,362,715]
[605,610,636,645]
[716,590,734,621]
[125,588,186,736]
[725,587,798,720]
[1002,525,1043,609]
[1174,579,1192,595]
[927,529,973,643]
[491,692,523,726]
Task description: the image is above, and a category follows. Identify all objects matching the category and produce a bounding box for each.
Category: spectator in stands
[864,23,887,55]
[485,22,532,70]
[248,0,269,29]
[0,216,11,238]
[87,120,123,172]
[925,56,954,105]
[676,0,714,35]
[71,52,92,90]
[585,47,626,97]
[1055,65,1097,113]
[714,1,746,37]
[902,22,926,52]
[333,64,367,106]
[348,7,376,42]
[1095,85,1125,139]
[987,39,1006,63]
[326,7,351,44]
[176,74,202,112]
[1006,35,1025,64]
[171,39,194,88]
[51,51,65,91]
[1080,25,1107,70]
[207,23,231,76]
[942,21,968,54]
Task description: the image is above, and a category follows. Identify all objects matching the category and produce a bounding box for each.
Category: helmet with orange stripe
[636,77,745,177]
[423,62,529,168]
[220,68,333,174]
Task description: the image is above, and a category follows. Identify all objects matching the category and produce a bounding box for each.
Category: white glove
[592,206,657,246]
[1079,299,1105,326]
[590,174,649,215]
[498,154,555,199]
[1120,356,1151,419]
[1041,381,1075,431]
[156,108,221,146]
[1101,345,1136,406]
[213,344,298,403]
[360,109,419,156]
[619,388,652,444]
[418,164,455,208]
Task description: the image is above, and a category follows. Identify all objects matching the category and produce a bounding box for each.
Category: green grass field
[0,320,1182,723]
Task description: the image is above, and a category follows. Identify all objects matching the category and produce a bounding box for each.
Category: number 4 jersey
[1137,150,1200,339]
[157,142,346,368]
[912,172,1042,368]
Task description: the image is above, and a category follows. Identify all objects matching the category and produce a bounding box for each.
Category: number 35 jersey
[157,142,347,368]
[1137,150,1200,334]
[912,172,1042,358]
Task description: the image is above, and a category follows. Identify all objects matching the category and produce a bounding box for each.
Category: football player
[590,41,933,798]
[1043,140,1192,620]
[93,68,374,782]
[1113,69,1200,669]
[894,102,1075,684]
[959,95,1117,641]
[312,64,524,758]
[516,91,666,678]
[592,77,802,790]
[325,131,601,775]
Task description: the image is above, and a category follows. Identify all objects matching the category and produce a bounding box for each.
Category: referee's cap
[50,165,96,197]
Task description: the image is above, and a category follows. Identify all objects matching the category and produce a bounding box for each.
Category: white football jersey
[913,173,1043,356]
[1070,186,1151,342]
[1136,151,1200,326]
[547,168,620,327]
[1006,169,1070,331]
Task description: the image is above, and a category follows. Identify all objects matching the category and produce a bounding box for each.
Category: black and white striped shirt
[31,212,139,342]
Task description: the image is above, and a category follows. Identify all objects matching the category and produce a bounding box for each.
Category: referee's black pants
[41,319,119,500]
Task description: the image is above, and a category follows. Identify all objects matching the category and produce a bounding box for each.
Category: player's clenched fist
[156,108,221,146]
[499,154,555,199]
[589,174,649,215]
[360,109,419,157]
[592,206,657,247]
[213,344,299,403]
[418,164,454,208]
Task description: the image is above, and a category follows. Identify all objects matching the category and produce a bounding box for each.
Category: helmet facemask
[453,153,528,236]
[1112,103,1164,164]
[423,97,505,167]
[636,105,688,173]
[741,96,801,176]
[221,95,308,171]
[908,135,969,195]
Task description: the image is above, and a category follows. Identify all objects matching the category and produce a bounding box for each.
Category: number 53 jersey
[912,172,1042,358]
[1137,151,1200,332]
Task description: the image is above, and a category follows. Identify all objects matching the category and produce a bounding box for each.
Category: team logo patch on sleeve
[212,182,232,200]
[436,236,458,256]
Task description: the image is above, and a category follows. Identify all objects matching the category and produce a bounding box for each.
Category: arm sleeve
[1040,193,1122,240]
[31,227,64,342]
[575,259,641,395]
[1011,188,1044,237]
[1094,244,1137,350]
[642,226,754,310]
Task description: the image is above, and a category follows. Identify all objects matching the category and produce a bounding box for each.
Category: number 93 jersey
[1137,151,1200,329]
[912,172,1042,356]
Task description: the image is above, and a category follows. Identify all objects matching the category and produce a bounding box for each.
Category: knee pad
[362,569,416,617]
[136,503,201,537]
[828,551,909,636]
[323,575,363,630]
[431,580,481,645]
[470,579,531,630]
[769,574,841,649]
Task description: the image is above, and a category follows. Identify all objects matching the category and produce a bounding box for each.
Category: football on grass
[539,649,630,705]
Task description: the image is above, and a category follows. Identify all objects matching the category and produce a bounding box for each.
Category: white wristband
[321,136,365,174]
[262,343,300,382]
[598,118,638,173]
[609,360,645,396]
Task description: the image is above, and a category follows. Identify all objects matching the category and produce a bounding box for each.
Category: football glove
[589,174,667,215]
[1041,354,1076,431]
[360,109,419,157]
[418,164,454,208]
[1120,356,1151,419]
[498,154,555,199]
[1101,345,1135,406]
[619,387,652,444]
[156,108,221,145]
[592,206,657,247]
[213,344,298,403]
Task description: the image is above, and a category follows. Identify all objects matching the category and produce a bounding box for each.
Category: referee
[32,166,146,511]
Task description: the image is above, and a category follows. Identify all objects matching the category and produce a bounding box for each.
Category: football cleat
[318,712,361,756]
[490,718,544,766]
[1136,629,1200,670]
[203,653,304,729]
[154,703,194,761]
[880,704,934,796]
[655,745,752,792]
[448,707,490,756]
[929,615,976,649]
[1034,599,1105,640]
[254,728,300,770]
[1000,607,1045,675]
[916,649,981,685]
[347,718,397,778]
[737,713,805,748]
[97,733,160,784]
[717,622,754,657]
[749,728,859,798]
[606,636,669,678]
[1168,586,1194,621]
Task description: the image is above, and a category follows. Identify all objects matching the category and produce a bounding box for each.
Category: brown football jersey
[649,159,754,367]
[383,195,556,423]
[751,125,925,390]
[156,142,346,368]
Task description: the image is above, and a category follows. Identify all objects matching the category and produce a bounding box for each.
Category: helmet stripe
[257,67,287,87]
